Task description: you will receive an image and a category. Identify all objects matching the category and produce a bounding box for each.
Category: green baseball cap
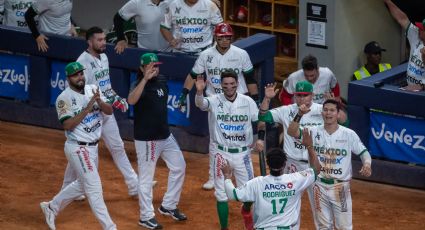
[140,53,162,65]
[295,81,313,94]
[65,62,85,76]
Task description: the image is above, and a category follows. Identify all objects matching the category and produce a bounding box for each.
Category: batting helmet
[214,23,233,36]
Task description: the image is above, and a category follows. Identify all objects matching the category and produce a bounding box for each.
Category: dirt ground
[0,121,424,230]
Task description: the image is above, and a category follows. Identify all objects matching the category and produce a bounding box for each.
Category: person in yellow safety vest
[353,41,391,80]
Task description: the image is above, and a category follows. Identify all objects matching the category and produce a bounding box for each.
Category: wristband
[293,113,303,123]
[181,88,189,96]
[258,130,265,140]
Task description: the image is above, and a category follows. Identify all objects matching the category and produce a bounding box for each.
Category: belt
[68,140,99,146]
[257,226,291,230]
[217,144,248,153]
[319,177,346,185]
[299,160,308,163]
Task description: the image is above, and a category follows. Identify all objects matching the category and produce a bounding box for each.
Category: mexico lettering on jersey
[3,0,38,28]
[161,0,222,53]
[406,23,425,87]
[233,168,315,229]
[202,93,258,147]
[56,84,106,143]
[32,0,72,36]
[308,125,367,181]
[191,45,253,96]
[269,103,323,161]
[284,67,337,104]
[77,51,115,100]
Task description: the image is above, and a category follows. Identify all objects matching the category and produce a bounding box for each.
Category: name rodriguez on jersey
[263,183,295,198]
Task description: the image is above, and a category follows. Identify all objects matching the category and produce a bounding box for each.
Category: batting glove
[177,88,189,113]
[111,95,129,112]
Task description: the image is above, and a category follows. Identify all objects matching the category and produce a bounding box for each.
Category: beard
[70,79,85,91]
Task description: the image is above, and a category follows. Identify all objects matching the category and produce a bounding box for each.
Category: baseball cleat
[40,202,56,230]
[158,206,187,221]
[74,195,86,201]
[138,217,163,229]
[202,180,214,190]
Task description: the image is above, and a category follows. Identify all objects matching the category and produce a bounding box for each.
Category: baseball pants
[49,142,116,230]
[62,114,138,193]
[284,157,319,230]
[314,181,352,230]
[135,134,186,221]
[213,145,254,202]
[207,140,215,182]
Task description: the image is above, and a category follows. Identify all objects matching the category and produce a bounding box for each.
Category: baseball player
[160,0,223,54]
[60,27,139,198]
[222,143,321,230]
[128,53,187,229]
[40,62,116,230]
[385,0,425,91]
[0,0,37,28]
[289,99,372,230]
[280,55,341,105]
[178,22,259,190]
[113,0,171,53]
[24,0,77,52]
[258,81,348,229]
[195,70,260,230]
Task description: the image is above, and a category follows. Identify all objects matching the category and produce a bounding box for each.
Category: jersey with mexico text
[32,0,72,35]
[308,125,367,181]
[191,44,253,96]
[269,103,323,161]
[233,168,316,229]
[56,84,106,143]
[77,51,115,101]
[406,23,425,87]
[2,0,38,28]
[201,93,258,148]
[284,67,337,104]
[119,0,170,51]
[161,0,222,53]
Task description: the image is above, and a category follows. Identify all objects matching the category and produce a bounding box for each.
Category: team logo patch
[157,89,165,97]
[315,133,321,141]
[72,98,77,106]
[207,55,213,63]
[175,7,181,14]
[90,62,96,69]
[57,100,66,108]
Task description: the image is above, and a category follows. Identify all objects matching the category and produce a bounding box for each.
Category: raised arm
[194,75,209,110]
[301,128,321,173]
[287,104,310,138]
[384,0,409,30]
[128,63,157,105]
[258,83,279,123]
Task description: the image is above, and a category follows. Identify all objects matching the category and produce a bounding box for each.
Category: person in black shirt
[128,53,187,229]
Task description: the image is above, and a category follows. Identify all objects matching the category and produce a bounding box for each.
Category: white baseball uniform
[2,0,37,28]
[226,167,316,230]
[32,0,72,35]
[283,68,337,104]
[307,125,369,230]
[48,84,116,230]
[191,44,254,185]
[406,23,425,87]
[195,93,258,201]
[267,102,323,228]
[191,44,253,96]
[161,0,223,53]
[61,51,138,195]
[118,0,170,51]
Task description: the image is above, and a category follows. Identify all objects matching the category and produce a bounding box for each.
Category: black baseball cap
[364,41,386,54]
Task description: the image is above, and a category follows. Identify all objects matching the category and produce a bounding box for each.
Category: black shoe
[138,218,163,229]
[158,206,187,221]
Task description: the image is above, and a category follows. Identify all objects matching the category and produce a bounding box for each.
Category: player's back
[248,169,316,229]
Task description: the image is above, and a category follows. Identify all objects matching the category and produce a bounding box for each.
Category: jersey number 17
[271,198,288,214]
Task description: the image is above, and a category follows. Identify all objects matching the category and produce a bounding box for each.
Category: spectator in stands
[279,54,341,105]
[113,0,171,53]
[353,41,392,81]
[160,0,223,55]
[384,0,425,91]
[24,0,77,52]
[1,0,37,28]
